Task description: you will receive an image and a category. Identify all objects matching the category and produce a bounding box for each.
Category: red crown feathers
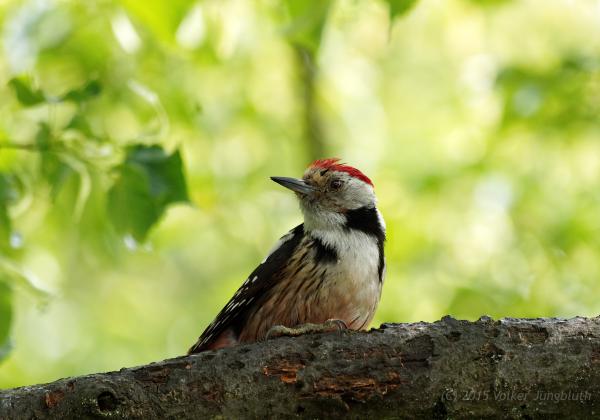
[309,158,373,187]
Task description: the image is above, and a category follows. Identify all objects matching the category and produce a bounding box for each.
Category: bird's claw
[324,318,348,331]
[266,319,348,340]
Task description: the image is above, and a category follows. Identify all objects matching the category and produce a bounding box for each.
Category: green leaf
[0,174,19,204]
[0,174,18,250]
[0,280,11,362]
[108,164,160,242]
[126,145,189,206]
[283,0,332,53]
[107,145,188,242]
[9,77,101,108]
[0,206,9,251]
[66,114,94,138]
[41,153,73,201]
[35,122,52,150]
[384,0,419,20]
[8,77,46,107]
[62,80,102,103]
[33,124,73,200]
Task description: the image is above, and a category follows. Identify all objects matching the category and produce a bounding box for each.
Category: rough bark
[2,316,600,419]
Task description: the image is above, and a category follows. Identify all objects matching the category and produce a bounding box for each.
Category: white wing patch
[190,226,303,352]
[261,229,296,263]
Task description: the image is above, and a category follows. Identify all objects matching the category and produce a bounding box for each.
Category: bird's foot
[266,319,348,340]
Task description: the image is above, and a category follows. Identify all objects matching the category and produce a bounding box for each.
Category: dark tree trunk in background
[295,45,326,162]
[2,316,600,419]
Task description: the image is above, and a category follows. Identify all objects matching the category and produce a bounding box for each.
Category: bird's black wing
[188,224,305,353]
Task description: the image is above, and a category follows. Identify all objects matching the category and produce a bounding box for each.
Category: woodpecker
[188,158,385,353]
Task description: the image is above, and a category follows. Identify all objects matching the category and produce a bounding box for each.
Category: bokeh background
[1,0,600,388]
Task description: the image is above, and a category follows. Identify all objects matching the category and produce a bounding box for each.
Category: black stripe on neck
[345,206,385,241]
[345,206,386,281]
[313,237,338,264]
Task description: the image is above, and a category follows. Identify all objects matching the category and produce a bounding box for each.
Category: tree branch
[2,316,600,419]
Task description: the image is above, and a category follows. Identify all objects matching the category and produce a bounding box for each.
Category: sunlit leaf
[0,280,11,362]
[107,145,188,242]
[0,253,52,310]
[119,0,192,43]
[466,0,512,6]
[8,77,46,107]
[283,0,332,53]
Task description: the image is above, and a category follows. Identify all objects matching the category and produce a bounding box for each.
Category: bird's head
[271,158,377,230]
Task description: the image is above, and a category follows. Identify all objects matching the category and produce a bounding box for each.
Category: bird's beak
[270,177,315,195]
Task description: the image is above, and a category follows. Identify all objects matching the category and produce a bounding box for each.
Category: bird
[188,158,386,353]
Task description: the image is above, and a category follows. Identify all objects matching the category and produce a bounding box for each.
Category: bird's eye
[330,179,343,190]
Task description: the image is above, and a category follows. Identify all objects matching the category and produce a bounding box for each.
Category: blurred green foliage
[1,0,600,388]
[108,145,188,241]
[385,0,419,20]
[283,0,332,53]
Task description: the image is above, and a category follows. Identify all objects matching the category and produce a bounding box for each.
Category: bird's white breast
[310,228,383,327]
